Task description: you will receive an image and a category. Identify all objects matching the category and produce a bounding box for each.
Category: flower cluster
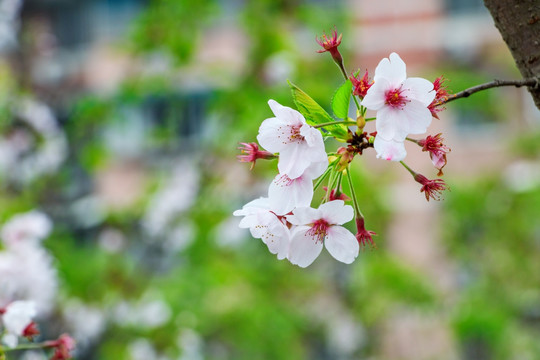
[0,211,75,359]
[235,31,451,265]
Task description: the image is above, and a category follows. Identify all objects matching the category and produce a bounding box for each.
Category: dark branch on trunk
[440,77,540,105]
[483,0,540,109]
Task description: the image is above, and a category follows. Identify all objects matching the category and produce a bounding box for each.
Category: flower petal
[302,159,328,179]
[261,221,290,260]
[402,77,435,106]
[318,200,354,225]
[374,52,406,86]
[325,226,359,264]
[257,117,288,153]
[375,106,403,140]
[268,99,306,126]
[374,136,407,161]
[288,226,323,268]
[361,78,389,110]
[278,144,312,179]
[402,99,433,135]
[268,174,314,215]
[287,206,320,226]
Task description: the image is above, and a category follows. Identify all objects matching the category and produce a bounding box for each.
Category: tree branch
[439,77,540,105]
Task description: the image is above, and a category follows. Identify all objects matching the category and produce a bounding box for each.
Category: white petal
[2,334,18,348]
[402,99,433,135]
[303,159,328,180]
[402,77,435,106]
[374,136,407,161]
[233,197,270,217]
[361,79,389,110]
[375,106,403,140]
[319,200,354,225]
[288,227,323,268]
[261,221,290,260]
[299,124,322,148]
[287,206,320,226]
[268,99,306,126]
[325,226,359,264]
[278,144,311,179]
[257,117,288,153]
[374,52,406,86]
[3,300,36,335]
[268,174,314,215]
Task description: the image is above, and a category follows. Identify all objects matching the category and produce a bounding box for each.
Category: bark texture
[484,0,540,109]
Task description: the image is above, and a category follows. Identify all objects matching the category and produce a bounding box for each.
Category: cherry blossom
[233,197,290,260]
[1,210,52,247]
[373,136,407,161]
[362,52,435,161]
[257,100,327,179]
[1,300,37,348]
[268,160,327,214]
[286,200,358,268]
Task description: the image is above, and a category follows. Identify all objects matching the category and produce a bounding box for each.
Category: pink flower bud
[45,334,76,360]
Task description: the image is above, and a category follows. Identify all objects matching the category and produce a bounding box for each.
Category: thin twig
[440,77,540,105]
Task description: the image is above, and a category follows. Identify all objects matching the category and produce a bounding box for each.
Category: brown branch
[439,77,540,105]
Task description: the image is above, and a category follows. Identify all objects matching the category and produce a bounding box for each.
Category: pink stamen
[307,219,330,243]
[385,87,408,109]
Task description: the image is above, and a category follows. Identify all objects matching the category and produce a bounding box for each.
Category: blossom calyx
[413,173,448,201]
[316,28,343,65]
[428,76,450,119]
[417,133,450,175]
[336,146,355,172]
[350,70,373,99]
[355,217,376,249]
[45,334,76,360]
[237,142,276,170]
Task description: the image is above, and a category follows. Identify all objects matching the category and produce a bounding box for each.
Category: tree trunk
[484,0,540,110]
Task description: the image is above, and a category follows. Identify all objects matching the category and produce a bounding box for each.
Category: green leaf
[332,79,352,119]
[287,80,349,140]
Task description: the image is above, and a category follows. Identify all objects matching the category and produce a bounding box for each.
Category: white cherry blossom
[233,198,290,260]
[268,159,327,215]
[362,52,435,161]
[1,210,52,248]
[286,200,359,268]
[1,300,37,348]
[257,100,327,179]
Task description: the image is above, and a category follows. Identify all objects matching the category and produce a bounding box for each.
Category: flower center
[307,219,330,243]
[288,124,305,143]
[385,87,408,109]
[274,174,297,187]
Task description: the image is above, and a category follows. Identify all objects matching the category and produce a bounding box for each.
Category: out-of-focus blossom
[113,296,172,330]
[177,328,204,360]
[63,300,106,347]
[257,100,327,179]
[143,159,200,237]
[286,200,358,267]
[0,243,58,314]
[1,210,52,247]
[46,334,76,360]
[1,300,37,348]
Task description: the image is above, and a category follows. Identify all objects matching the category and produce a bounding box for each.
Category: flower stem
[399,161,416,176]
[313,166,332,192]
[345,167,364,218]
[313,120,358,129]
[3,342,51,352]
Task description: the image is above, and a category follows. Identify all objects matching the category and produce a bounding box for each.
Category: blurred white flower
[177,328,204,360]
[504,160,540,193]
[1,210,52,247]
[0,243,58,314]
[63,300,106,347]
[164,222,195,253]
[143,159,199,237]
[129,339,158,360]
[113,296,172,330]
[1,300,37,348]
[98,228,127,253]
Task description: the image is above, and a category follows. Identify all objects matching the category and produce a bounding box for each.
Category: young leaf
[288,80,349,140]
[332,79,352,119]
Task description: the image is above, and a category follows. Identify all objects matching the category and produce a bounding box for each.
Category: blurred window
[444,0,486,15]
